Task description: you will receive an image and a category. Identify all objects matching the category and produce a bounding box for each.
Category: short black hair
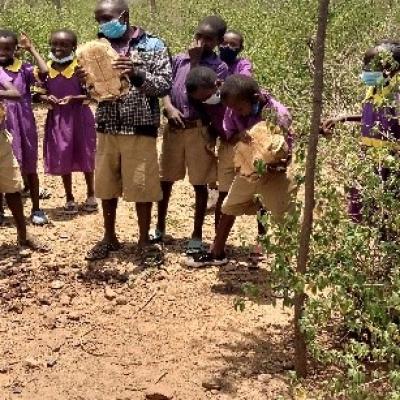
[198,15,227,40]
[50,29,78,47]
[96,0,129,13]
[186,66,217,95]
[226,30,244,48]
[0,29,18,46]
[220,74,259,103]
[364,39,400,70]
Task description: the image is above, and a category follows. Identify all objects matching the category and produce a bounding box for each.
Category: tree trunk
[149,0,156,13]
[294,0,330,378]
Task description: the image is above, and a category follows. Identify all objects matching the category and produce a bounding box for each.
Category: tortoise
[76,38,131,102]
[233,120,289,179]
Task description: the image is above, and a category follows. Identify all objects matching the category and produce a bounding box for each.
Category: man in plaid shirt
[83,0,172,263]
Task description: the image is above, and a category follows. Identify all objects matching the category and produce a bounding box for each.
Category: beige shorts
[159,122,217,185]
[222,166,298,221]
[218,140,236,193]
[0,130,22,194]
[95,133,162,203]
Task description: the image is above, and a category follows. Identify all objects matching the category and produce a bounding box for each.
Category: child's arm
[162,95,185,128]
[321,114,362,135]
[0,80,21,100]
[58,94,89,105]
[19,33,48,74]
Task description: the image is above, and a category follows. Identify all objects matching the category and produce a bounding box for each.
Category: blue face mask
[251,101,261,116]
[99,14,127,39]
[361,71,385,87]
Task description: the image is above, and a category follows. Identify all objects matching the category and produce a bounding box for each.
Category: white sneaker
[207,189,219,210]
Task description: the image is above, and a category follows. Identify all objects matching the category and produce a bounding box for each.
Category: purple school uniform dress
[42,60,96,176]
[0,68,12,131]
[223,89,293,148]
[2,60,38,174]
[170,52,228,122]
[348,87,400,222]
[227,58,252,77]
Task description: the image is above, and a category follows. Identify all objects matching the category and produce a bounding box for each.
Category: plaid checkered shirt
[96,29,172,136]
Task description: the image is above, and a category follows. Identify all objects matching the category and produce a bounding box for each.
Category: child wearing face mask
[39,29,97,215]
[185,74,297,268]
[219,30,252,77]
[322,40,400,226]
[0,30,48,225]
[153,15,228,255]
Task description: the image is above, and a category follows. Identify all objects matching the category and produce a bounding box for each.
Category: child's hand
[18,32,33,51]
[165,105,185,128]
[188,40,204,65]
[75,65,88,84]
[58,96,74,105]
[112,56,136,78]
[45,95,60,106]
[320,118,337,136]
[238,131,252,144]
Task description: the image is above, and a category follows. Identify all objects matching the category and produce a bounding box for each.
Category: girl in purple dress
[322,40,400,231]
[0,30,49,225]
[40,30,97,215]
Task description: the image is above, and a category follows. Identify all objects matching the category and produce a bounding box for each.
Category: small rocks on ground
[116,296,128,305]
[145,383,174,400]
[24,357,40,369]
[201,377,223,391]
[104,286,117,300]
[51,280,65,290]
[46,356,58,368]
[0,363,10,373]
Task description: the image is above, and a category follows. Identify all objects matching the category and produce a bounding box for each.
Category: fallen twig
[154,371,168,384]
[136,291,157,313]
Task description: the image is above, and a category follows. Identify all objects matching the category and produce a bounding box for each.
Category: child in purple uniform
[219,30,252,77]
[0,30,48,225]
[39,30,97,215]
[153,15,228,254]
[186,75,297,267]
[0,69,47,250]
[322,40,400,228]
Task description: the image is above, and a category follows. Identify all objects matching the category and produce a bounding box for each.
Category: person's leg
[212,213,236,258]
[5,192,26,244]
[257,207,267,236]
[27,173,40,212]
[156,181,173,235]
[0,193,4,216]
[136,202,152,248]
[193,184,208,240]
[215,191,228,232]
[101,198,119,244]
[84,172,95,198]
[62,174,74,202]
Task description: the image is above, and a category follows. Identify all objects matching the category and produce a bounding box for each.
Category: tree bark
[294,0,330,378]
[149,0,156,13]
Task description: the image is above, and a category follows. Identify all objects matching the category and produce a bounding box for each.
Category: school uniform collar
[47,58,78,79]
[364,75,400,107]
[5,58,22,73]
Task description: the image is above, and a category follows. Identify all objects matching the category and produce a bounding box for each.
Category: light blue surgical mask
[49,51,75,64]
[99,13,127,39]
[251,101,261,116]
[360,71,385,87]
[203,90,221,105]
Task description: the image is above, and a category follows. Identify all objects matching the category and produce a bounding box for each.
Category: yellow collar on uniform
[5,58,22,72]
[47,58,78,79]
[364,74,400,107]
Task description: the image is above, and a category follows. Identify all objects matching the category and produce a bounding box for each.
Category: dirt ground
[0,109,295,400]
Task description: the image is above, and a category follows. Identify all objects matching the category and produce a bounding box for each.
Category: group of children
[1,0,399,265]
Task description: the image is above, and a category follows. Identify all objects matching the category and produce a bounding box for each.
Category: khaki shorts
[160,122,217,185]
[95,133,162,202]
[0,130,22,194]
[218,140,236,193]
[222,166,298,222]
